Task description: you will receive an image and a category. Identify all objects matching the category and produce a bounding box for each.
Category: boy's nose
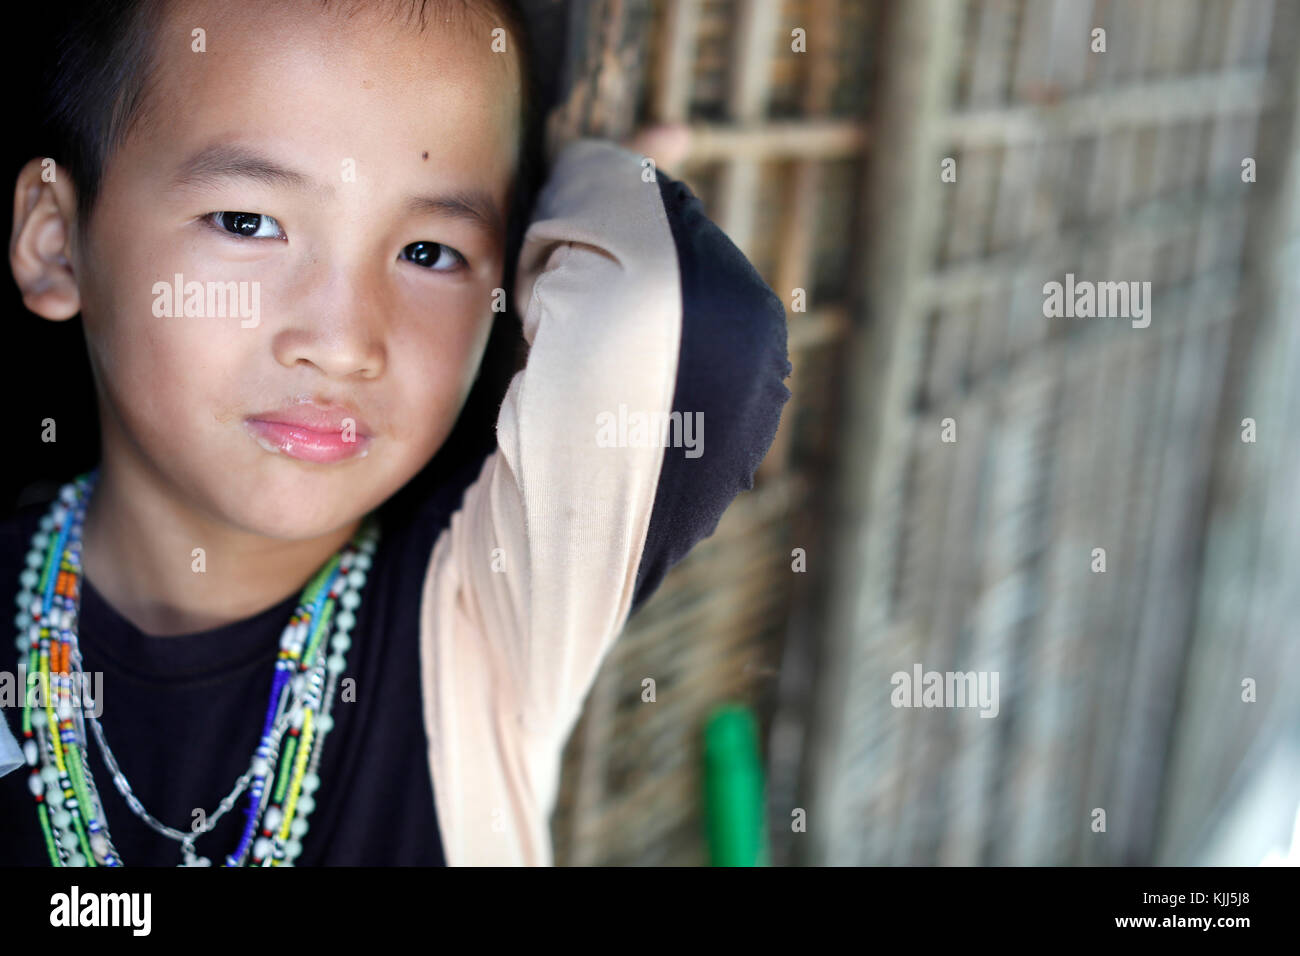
[274,326,386,380]
[271,271,387,380]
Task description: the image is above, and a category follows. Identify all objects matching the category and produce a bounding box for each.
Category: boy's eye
[207,211,285,240]
[400,241,467,272]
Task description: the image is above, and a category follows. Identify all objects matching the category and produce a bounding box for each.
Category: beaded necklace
[13,470,378,867]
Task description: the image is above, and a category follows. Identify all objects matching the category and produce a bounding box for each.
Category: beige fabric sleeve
[417,138,682,864]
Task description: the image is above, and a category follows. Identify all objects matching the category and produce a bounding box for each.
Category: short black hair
[36,0,548,522]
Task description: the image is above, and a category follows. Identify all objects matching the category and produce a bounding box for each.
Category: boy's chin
[208,476,384,543]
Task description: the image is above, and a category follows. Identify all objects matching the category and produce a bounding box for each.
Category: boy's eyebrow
[170,143,317,193]
[406,192,503,240]
[169,142,504,238]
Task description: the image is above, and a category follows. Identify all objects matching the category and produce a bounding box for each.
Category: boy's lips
[243,401,373,463]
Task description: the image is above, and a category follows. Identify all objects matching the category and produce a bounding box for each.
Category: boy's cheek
[84,302,259,438]
[91,301,257,385]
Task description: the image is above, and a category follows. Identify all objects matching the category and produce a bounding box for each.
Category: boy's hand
[546,115,692,176]
[620,123,692,175]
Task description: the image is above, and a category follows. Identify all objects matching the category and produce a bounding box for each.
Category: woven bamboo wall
[809,0,1300,866]
[545,0,1300,867]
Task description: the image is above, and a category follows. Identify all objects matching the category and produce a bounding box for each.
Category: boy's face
[64,0,519,538]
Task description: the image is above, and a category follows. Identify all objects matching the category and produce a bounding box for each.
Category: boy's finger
[622,123,692,171]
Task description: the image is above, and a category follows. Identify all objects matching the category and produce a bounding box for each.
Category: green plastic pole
[702,703,769,866]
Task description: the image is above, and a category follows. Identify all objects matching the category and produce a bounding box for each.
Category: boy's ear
[10,157,81,321]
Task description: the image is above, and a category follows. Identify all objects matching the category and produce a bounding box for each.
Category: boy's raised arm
[422,137,791,743]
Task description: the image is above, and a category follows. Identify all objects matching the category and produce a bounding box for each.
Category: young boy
[0,0,790,865]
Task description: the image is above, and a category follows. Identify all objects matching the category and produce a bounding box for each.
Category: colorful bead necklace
[13,470,378,867]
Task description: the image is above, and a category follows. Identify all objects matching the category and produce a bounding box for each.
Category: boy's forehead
[135,0,521,194]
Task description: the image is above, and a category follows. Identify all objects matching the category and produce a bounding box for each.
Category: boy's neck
[80,459,361,638]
